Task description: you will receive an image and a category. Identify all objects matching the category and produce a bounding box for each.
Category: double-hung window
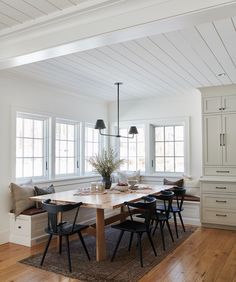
[55,120,79,176]
[84,124,102,173]
[119,127,145,171]
[154,125,184,173]
[16,112,49,179]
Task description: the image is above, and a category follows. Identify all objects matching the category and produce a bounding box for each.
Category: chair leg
[166,220,174,242]
[111,230,124,262]
[137,233,143,267]
[160,221,165,251]
[178,212,186,232]
[147,230,157,256]
[173,212,179,238]
[152,220,159,236]
[78,232,90,261]
[59,236,62,254]
[40,234,52,266]
[65,235,72,273]
[128,232,133,251]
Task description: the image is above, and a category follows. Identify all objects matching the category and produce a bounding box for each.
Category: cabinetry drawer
[201,182,236,193]
[202,195,236,210]
[204,167,236,176]
[202,209,236,226]
[11,217,30,236]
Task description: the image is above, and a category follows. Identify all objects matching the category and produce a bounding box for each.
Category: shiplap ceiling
[9,16,236,101]
[0,0,123,32]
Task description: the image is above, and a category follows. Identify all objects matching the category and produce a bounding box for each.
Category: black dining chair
[150,191,175,250]
[40,199,90,272]
[111,196,157,267]
[171,188,186,238]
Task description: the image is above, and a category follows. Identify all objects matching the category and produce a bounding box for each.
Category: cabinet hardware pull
[216,214,227,217]
[222,107,225,110]
[18,226,22,229]
[215,186,226,189]
[216,170,230,173]
[223,133,226,146]
[216,200,227,203]
[220,134,222,146]
[219,107,222,110]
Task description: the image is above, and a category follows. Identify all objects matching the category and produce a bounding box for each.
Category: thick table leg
[96,208,106,261]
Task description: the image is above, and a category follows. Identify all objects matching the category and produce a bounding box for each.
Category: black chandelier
[95,82,138,138]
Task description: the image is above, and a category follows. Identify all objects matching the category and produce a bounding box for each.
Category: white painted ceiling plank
[102,45,172,95]
[23,0,59,14]
[214,18,236,67]
[180,27,231,85]
[150,33,211,87]
[80,49,163,97]
[47,0,75,10]
[137,37,199,87]
[57,55,144,98]
[197,22,236,83]
[1,0,45,18]
[123,40,191,92]
[0,1,32,22]
[166,30,220,86]
[0,11,20,26]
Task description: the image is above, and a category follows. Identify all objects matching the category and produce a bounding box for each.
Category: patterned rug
[20,225,197,282]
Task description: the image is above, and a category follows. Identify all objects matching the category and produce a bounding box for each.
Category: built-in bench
[9,176,200,247]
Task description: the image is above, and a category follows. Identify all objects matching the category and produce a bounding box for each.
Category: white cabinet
[201,179,236,227]
[203,113,236,175]
[203,95,236,114]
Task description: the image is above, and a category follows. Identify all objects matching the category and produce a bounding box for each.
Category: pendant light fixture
[95,82,138,138]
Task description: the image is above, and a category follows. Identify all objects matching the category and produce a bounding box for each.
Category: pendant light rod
[95,82,138,138]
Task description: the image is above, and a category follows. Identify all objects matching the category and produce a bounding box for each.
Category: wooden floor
[0,227,235,282]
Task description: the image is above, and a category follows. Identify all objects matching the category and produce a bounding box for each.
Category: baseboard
[0,229,9,245]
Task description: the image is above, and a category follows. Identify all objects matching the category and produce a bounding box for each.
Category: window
[155,125,184,173]
[16,113,48,179]
[119,127,145,171]
[84,124,101,173]
[55,120,78,176]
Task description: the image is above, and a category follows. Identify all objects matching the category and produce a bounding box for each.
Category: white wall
[108,90,202,178]
[0,71,108,244]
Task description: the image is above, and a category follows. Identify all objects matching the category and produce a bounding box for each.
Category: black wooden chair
[111,196,157,267]
[40,199,90,272]
[171,188,186,238]
[150,191,175,250]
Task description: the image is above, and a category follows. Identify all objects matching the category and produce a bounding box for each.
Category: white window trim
[14,110,50,182]
[150,116,190,177]
[54,118,80,179]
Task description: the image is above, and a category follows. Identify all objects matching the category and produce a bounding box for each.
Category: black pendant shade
[95,82,138,138]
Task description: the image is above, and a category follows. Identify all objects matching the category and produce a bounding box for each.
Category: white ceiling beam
[0,0,236,70]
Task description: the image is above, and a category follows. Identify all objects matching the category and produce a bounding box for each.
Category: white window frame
[83,122,104,175]
[113,122,146,172]
[15,111,49,181]
[150,117,190,177]
[54,118,80,178]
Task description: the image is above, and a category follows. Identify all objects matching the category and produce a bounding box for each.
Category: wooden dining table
[31,184,170,262]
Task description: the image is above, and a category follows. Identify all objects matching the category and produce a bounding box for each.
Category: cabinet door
[203,115,222,166]
[222,114,236,166]
[203,97,222,113]
[222,95,236,112]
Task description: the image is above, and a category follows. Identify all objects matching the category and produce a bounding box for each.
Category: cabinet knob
[18,226,22,229]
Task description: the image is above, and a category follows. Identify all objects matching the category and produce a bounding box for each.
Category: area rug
[20,225,197,282]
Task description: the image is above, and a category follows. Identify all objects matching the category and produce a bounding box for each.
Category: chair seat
[171,206,184,212]
[155,212,172,221]
[111,220,148,233]
[46,223,88,235]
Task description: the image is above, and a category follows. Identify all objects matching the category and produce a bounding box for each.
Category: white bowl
[128,179,138,187]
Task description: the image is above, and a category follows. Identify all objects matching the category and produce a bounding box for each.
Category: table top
[30,184,172,209]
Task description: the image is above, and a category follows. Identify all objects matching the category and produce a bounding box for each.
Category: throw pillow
[34,184,55,208]
[184,178,200,197]
[163,178,184,187]
[9,183,36,216]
